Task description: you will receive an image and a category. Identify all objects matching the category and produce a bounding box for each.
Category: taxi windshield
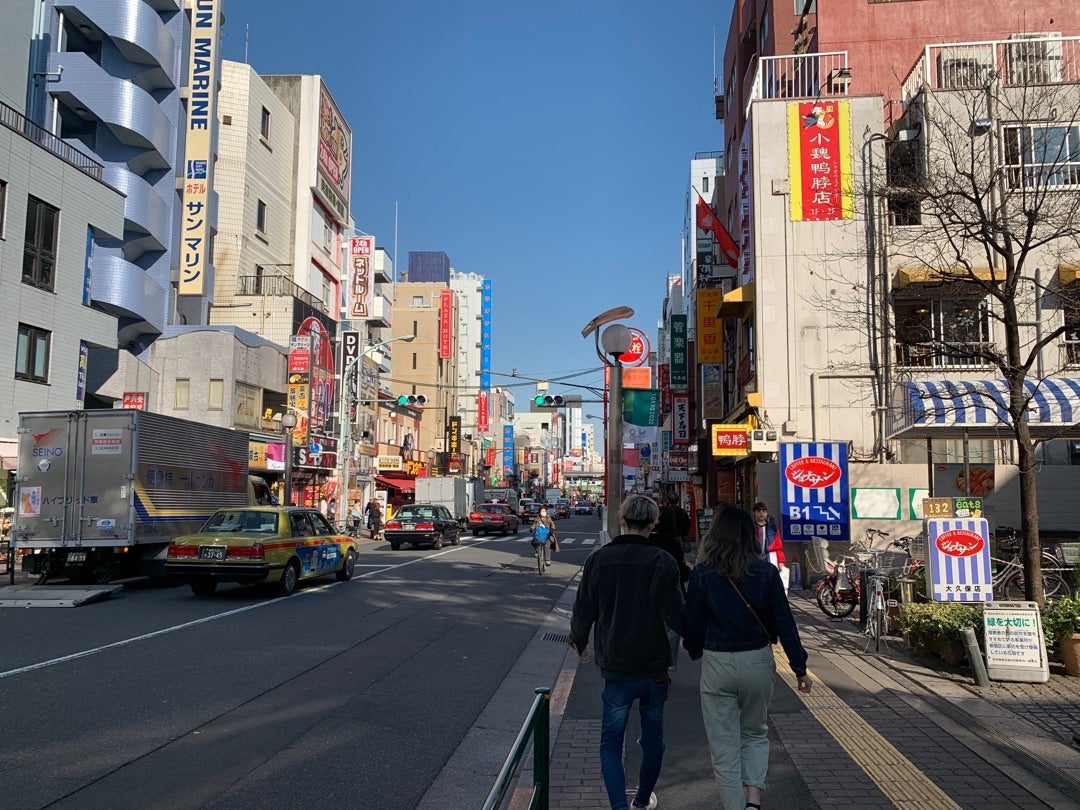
[202,510,278,534]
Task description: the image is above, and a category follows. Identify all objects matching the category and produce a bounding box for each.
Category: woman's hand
[796,674,812,693]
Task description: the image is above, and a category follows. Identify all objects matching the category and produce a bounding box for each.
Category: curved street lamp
[337,334,415,524]
[582,307,634,537]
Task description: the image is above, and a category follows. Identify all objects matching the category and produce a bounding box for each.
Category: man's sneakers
[629,790,658,809]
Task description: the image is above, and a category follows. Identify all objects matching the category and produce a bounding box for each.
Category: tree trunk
[1015,432,1044,606]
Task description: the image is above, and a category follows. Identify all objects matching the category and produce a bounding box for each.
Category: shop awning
[893,267,1002,288]
[888,377,1080,439]
[375,475,416,492]
[715,281,755,318]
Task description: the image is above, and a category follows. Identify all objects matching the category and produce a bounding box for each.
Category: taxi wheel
[336,550,357,582]
[432,535,444,550]
[190,579,217,597]
[276,560,300,597]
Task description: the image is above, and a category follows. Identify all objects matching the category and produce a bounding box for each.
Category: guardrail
[0,100,103,179]
[483,687,551,810]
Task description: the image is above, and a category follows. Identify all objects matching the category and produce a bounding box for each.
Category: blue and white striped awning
[888,378,1080,438]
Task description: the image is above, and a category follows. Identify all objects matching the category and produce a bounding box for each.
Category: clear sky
[220,0,734,405]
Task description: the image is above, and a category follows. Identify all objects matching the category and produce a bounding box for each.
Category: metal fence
[483,687,551,810]
[0,100,103,180]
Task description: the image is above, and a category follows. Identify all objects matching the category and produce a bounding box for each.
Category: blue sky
[220,0,733,404]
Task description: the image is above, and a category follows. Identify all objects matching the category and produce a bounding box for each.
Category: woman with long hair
[683,506,812,810]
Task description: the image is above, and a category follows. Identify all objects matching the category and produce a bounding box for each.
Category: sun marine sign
[179,0,221,296]
[787,100,853,222]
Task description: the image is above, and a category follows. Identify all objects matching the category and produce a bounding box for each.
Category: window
[175,379,190,409]
[15,324,50,383]
[702,177,709,193]
[1004,123,1080,188]
[895,298,992,367]
[209,379,224,410]
[0,180,7,238]
[23,196,59,291]
[260,106,271,140]
[1065,307,1080,365]
[256,200,267,232]
[412,296,424,307]
[886,140,924,226]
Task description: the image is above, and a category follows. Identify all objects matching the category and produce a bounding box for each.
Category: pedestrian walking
[752,501,788,593]
[530,506,558,567]
[570,494,685,810]
[365,498,383,540]
[648,506,691,671]
[683,505,812,810]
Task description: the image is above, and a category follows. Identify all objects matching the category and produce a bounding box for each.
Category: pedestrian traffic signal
[397,394,428,406]
[534,395,565,407]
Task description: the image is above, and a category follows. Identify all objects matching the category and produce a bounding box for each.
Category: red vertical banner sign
[477,390,489,433]
[438,288,453,358]
[788,100,853,222]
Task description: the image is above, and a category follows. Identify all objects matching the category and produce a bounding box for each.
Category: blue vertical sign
[480,279,492,391]
[780,442,849,542]
[83,226,94,306]
[926,518,992,602]
[502,423,514,477]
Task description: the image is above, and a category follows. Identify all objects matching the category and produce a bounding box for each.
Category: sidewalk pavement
[540,585,1080,809]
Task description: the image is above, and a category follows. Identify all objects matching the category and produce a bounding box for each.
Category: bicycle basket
[858,549,911,576]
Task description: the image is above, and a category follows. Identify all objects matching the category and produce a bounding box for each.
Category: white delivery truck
[483,487,520,513]
[11,409,269,584]
[416,477,484,526]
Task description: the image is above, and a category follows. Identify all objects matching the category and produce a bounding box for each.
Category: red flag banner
[696,192,740,269]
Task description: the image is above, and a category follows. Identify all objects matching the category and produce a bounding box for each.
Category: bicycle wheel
[1043,569,1069,599]
[816,580,857,618]
[1001,571,1026,600]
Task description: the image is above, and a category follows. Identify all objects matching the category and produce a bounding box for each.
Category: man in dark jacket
[570,494,685,810]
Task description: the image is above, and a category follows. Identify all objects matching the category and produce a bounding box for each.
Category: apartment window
[895,298,992,367]
[1004,123,1080,188]
[412,296,424,307]
[256,200,267,232]
[412,352,417,370]
[15,324,50,383]
[795,0,816,12]
[23,196,59,291]
[208,378,224,410]
[1065,307,1080,365]
[0,179,7,238]
[702,177,709,194]
[175,379,190,409]
[260,106,271,140]
[886,140,924,225]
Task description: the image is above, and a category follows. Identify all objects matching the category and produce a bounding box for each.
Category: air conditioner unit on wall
[937,46,994,89]
[1008,33,1062,85]
[747,429,779,454]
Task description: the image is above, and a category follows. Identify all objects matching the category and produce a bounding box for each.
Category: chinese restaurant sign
[787,100,853,222]
[711,424,749,457]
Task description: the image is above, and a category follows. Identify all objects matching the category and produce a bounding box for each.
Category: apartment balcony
[368,293,392,327]
[895,342,996,369]
[0,101,102,179]
[64,0,178,83]
[744,51,850,116]
[236,274,329,317]
[901,35,1080,107]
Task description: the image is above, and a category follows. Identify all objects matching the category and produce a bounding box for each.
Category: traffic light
[533,395,565,407]
[397,394,428,406]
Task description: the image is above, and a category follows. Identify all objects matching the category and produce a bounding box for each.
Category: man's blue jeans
[600,675,669,809]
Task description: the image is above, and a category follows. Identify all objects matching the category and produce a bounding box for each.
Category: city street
[0,514,602,810]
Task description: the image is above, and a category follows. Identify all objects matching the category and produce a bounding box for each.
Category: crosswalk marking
[500,536,597,546]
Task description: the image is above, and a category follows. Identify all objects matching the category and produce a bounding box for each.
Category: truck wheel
[190,579,217,597]
[336,550,357,581]
[432,535,444,550]
[275,560,300,597]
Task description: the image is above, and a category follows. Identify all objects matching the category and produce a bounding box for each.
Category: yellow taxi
[165,506,357,597]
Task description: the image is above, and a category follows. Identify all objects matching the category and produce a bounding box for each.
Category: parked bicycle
[815,530,924,619]
[991,530,1069,600]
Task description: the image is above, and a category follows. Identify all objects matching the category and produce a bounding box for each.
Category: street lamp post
[281,412,297,506]
[337,334,415,525]
[582,306,634,538]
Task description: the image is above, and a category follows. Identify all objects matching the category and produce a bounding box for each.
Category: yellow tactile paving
[776,654,962,810]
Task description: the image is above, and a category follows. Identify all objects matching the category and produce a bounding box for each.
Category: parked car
[554,499,571,518]
[573,501,594,515]
[165,507,357,597]
[384,503,461,550]
[468,503,520,536]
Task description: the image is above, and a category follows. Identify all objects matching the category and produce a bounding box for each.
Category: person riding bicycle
[531,506,558,568]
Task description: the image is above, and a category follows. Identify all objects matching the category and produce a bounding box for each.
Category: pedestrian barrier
[483,687,550,810]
